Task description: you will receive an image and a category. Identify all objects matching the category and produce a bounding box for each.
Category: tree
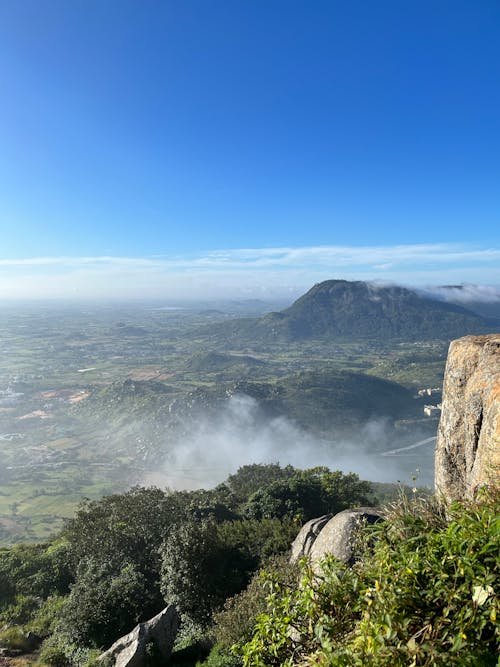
[242,467,372,522]
[160,520,252,626]
[56,558,151,648]
[225,464,296,503]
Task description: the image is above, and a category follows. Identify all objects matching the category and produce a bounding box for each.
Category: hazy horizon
[1,3,499,298]
[0,244,499,302]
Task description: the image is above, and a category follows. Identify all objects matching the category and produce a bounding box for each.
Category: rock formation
[291,508,383,568]
[290,514,333,563]
[435,334,500,501]
[308,507,383,568]
[98,605,179,667]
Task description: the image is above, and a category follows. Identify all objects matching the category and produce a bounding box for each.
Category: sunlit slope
[77,370,419,435]
[197,280,494,343]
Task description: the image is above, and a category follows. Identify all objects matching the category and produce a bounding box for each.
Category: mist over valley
[2,278,492,544]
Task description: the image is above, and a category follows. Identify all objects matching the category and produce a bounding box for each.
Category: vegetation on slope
[197,280,493,344]
[1,464,497,667]
[275,280,492,340]
[0,465,372,666]
[232,491,499,667]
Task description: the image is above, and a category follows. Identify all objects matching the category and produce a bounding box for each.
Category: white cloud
[0,243,498,301]
[420,284,500,304]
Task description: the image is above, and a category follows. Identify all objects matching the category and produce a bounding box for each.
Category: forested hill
[197,279,495,343]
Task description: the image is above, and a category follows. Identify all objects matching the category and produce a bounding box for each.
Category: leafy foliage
[62,486,181,574]
[212,555,297,651]
[160,518,296,628]
[242,467,372,522]
[226,464,296,504]
[0,540,71,603]
[238,492,500,666]
[57,558,153,648]
[7,465,492,667]
[0,540,71,625]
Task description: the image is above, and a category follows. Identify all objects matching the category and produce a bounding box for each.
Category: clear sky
[0,1,499,300]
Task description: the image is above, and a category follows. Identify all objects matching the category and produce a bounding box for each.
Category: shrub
[0,594,40,626]
[160,518,297,629]
[197,643,241,667]
[27,595,66,638]
[238,492,500,666]
[212,556,296,650]
[57,558,153,648]
[160,519,252,626]
[38,633,100,667]
[0,626,37,652]
[242,468,372,522]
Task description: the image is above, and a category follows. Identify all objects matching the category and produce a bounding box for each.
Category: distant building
[418,387,441,397]
[424,403,442,417]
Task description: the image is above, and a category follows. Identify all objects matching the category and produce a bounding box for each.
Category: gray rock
[435,334,500,502]
[290,514,333,563]
[98,605,179,667]
[308,507,384,568]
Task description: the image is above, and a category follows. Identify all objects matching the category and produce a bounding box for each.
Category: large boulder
[308,507,383,569]
[290,514,333,563]
[98,605,179,667]
[435,334,500,501]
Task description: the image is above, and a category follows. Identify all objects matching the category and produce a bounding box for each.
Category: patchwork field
[0,301,446,545]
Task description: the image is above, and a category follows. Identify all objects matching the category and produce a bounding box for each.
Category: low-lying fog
[148,394,435,491]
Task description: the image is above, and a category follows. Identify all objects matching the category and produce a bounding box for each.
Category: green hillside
[196,280,494,344]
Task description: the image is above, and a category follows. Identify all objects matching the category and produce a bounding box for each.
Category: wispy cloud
[0,243,498,300]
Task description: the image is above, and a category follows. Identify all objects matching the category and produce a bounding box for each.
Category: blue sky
[0,1,499,299]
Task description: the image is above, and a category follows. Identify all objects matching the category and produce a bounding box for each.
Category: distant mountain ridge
[199,280,495,342]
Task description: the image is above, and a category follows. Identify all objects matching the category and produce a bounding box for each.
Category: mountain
[200,280,495,343]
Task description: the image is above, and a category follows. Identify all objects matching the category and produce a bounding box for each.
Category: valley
[0,287,456,545]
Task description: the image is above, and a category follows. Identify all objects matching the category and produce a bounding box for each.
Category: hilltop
[77,369,419,436]
[198,280,494,343]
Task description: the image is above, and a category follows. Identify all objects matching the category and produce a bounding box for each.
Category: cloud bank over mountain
[420,284,500,304]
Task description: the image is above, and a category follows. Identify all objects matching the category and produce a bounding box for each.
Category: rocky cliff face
[435,334,500,501]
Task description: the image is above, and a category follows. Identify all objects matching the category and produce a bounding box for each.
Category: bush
[212,556,296,650]
[0,594,40,626]
[160,519,252,626]
[0,626,37,652]
[242,468,372,522]
[160,518,297,629]
[27,595,66,639]
[38,632,101,667]
[0,540,72,620]
[238,492,500,666]
[57,558,154,648]
[197,643,241,667]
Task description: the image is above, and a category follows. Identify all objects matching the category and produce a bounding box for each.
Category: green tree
[242,467,372,522]
[160,520,254,626]
[56,558,151,648]
[225,464,296,503]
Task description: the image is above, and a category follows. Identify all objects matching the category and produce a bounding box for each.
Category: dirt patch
[0,652,39,667]
[127,367,172,381]
[68,391,90,404]
[18,411,53,421]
